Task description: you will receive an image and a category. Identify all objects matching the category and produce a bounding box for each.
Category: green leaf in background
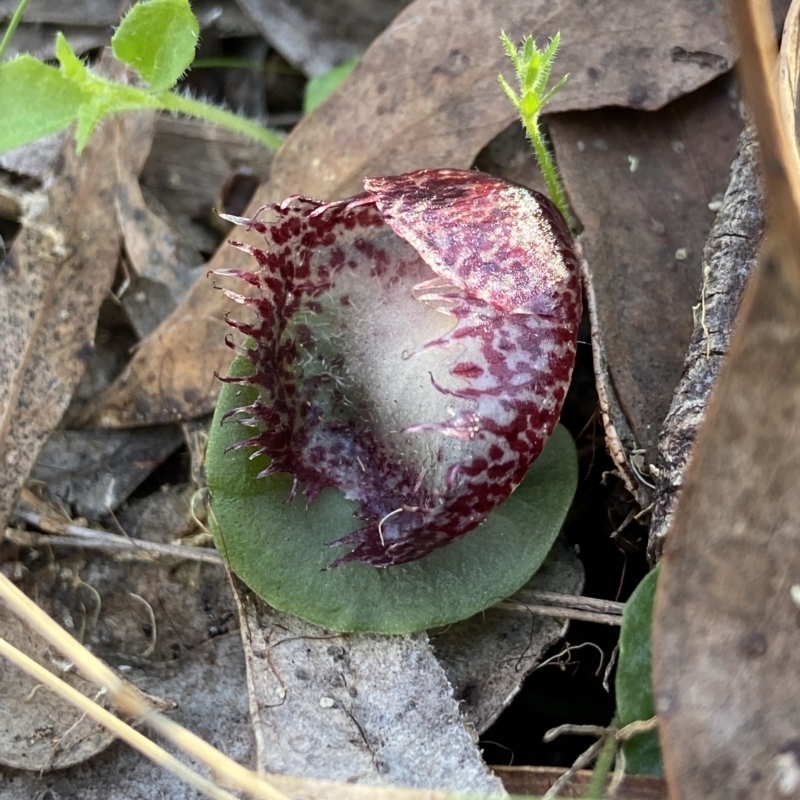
[111,0,199,92]
[616,565,663,775]
[206,357,578,634]
[303,57,359,115]
[0,56,89,152]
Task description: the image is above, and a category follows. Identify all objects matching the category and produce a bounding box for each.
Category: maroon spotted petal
[217,168,581,567]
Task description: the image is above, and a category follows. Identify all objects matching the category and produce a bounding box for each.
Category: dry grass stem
[0,572,289,800]
[498,590,624,626]
[0,636,242,800]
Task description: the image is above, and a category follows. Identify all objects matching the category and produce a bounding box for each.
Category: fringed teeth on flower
[217,168,582,567]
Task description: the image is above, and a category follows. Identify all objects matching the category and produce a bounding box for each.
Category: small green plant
[303,57,360,115]
[499,32,569,220]
[0,0,283,154]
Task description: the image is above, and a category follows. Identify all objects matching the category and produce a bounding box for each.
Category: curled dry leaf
[115,157,202,339]
[139,115,274,254]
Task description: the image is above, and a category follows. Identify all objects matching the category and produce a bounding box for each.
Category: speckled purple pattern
[217,169,581,567]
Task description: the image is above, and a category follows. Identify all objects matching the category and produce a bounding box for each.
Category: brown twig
[498,589,625,626]
[7,508,223,565]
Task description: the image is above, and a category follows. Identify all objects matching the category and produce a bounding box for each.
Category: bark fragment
[648,129,765,560]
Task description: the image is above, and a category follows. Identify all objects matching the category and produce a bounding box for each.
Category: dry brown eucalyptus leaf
[549,76,743,504]
[0,0,126,26]
[0,109,155,532]
[0,0,255,33]
[86,0,739,428]
[653,0,800,797]
[264,0,735,199]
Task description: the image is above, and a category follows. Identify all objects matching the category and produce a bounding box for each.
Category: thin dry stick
[608,745,627,797]
[0,572,288,800]
[516,590,625,614]
[541,738,605,800]
[5,526,224,564]
[497,600,622,626]
[544,723,608,741]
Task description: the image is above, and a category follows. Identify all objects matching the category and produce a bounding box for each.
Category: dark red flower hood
[217,168,581,567]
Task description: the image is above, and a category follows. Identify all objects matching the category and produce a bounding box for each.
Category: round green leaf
[112,0,199,92]
[0,56,89,152]
[207,361,578,633]
[616,565,663,776]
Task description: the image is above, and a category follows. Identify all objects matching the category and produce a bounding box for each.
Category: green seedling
[0,0,283,154]
[499,31,569,220]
